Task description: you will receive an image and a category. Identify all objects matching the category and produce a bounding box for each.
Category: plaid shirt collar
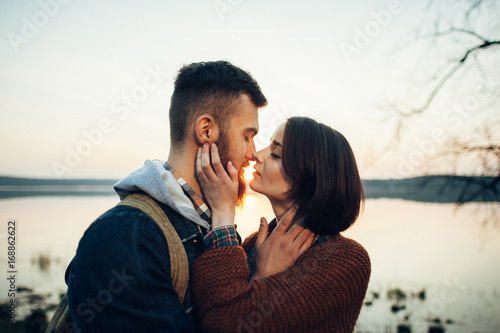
[163,162,212,224]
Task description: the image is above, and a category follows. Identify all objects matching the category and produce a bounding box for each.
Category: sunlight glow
[243,161,256,182]
[243,194,256,206]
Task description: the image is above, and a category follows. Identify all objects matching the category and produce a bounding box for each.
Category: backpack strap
[118,193,189,304]
[45,293,71,333]
[46,194,190,333]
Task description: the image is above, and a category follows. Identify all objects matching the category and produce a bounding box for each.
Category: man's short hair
[169,61,267,145]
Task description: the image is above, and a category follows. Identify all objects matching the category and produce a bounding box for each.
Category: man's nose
[245,141,256,161]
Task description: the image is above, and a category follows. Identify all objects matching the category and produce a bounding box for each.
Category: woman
[193,117,370,333]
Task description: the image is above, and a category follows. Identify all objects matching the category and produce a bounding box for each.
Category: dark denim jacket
[66,198,205,332]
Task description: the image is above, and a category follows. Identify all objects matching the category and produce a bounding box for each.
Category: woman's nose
[253,149,264,163]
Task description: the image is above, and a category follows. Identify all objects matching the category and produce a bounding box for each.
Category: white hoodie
[113,159,210,232]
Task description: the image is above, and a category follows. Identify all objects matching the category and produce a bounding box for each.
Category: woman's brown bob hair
[281,117,365,236]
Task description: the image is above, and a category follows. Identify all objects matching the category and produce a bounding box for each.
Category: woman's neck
[269,199,295,223]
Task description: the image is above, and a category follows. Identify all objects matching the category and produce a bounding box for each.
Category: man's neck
[166,144,202,197]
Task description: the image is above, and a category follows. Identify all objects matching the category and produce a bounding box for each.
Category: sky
[1,0,497,180]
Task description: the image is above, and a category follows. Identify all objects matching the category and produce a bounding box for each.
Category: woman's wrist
[211,210,236,229]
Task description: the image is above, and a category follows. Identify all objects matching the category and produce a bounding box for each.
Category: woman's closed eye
[271,152,281,159]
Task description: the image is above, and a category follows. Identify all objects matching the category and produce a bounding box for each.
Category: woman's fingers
[253,216,314,279]
[291,226,312,246]
[285,222,308,240]
[196,147,209,183]
[212,143,238,189]
[274,207,297,235]
[195,143,238,225]
[298,233,315,257]
[227,161,239,189]
[196,143,225,181]
[198,143,234,184]
[255,217,268,248]
[210,143,226,178]
[200,143,218,181]
[283,224,313,257]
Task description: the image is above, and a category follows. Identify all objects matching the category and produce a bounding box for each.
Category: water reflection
[0,195,499,331]
[31,253,56,273]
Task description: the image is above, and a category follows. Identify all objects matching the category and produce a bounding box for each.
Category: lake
[1,194,499,332]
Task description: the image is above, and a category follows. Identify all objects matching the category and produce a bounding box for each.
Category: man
[66,61,267,332]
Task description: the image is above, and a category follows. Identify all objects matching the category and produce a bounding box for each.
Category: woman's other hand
[196,143,239,229]
[252,208,314,280]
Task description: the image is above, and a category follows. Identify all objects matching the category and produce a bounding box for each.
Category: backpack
[45,193,189,333]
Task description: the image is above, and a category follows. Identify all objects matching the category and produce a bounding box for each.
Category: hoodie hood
[113,159,210,231]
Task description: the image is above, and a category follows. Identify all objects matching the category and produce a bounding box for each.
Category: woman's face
[249,123,293,213]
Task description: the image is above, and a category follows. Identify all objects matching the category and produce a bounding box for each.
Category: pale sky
[1,0,496,180]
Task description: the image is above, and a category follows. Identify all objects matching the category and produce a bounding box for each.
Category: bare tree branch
[405,39,499,116]
[419,27,488,42]
[465,0,484,19]
[376,0,500,218]
[423,0,437,13]
[460,40,500,62]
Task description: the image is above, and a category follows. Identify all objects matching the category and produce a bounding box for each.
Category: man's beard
[217,131,247,208]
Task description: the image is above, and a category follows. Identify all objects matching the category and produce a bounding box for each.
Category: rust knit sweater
[192,232,371,333]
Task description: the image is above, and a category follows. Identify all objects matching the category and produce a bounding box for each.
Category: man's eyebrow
[244,127,258,136]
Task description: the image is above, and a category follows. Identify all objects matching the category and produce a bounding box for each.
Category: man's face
[217,94,259,205]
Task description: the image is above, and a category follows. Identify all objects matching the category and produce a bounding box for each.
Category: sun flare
[243,161,256,182]
[243,194,256,206]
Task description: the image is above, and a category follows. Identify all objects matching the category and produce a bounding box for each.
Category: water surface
[0,195,499,331]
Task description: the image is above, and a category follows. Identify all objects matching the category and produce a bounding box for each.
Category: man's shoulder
[97,196,180,223]
[85,202,160,238]
[85,196,202,245]
[76,203,165,256]
[67,196,200,333]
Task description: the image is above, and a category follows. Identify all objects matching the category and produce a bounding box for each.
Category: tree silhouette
[383,0,499,214]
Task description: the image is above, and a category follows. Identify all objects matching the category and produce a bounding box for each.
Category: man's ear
[194,115,220,145]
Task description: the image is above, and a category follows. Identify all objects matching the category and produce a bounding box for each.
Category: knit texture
[192,233,371,333]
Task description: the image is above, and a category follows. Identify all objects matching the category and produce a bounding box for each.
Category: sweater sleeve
[192,235,371,333]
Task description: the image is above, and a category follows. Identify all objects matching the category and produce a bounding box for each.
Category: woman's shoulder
[323,234,368,254]
[291,235,370,293]
[303,234,371,272]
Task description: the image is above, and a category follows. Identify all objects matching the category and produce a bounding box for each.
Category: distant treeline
[0,177,117,186]
[0,176,499,203]
[0,176,117,199]
[362,176,500,203]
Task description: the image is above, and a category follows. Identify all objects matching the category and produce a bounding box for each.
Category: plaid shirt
[203,226,240,249]
[163,162,211,224]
